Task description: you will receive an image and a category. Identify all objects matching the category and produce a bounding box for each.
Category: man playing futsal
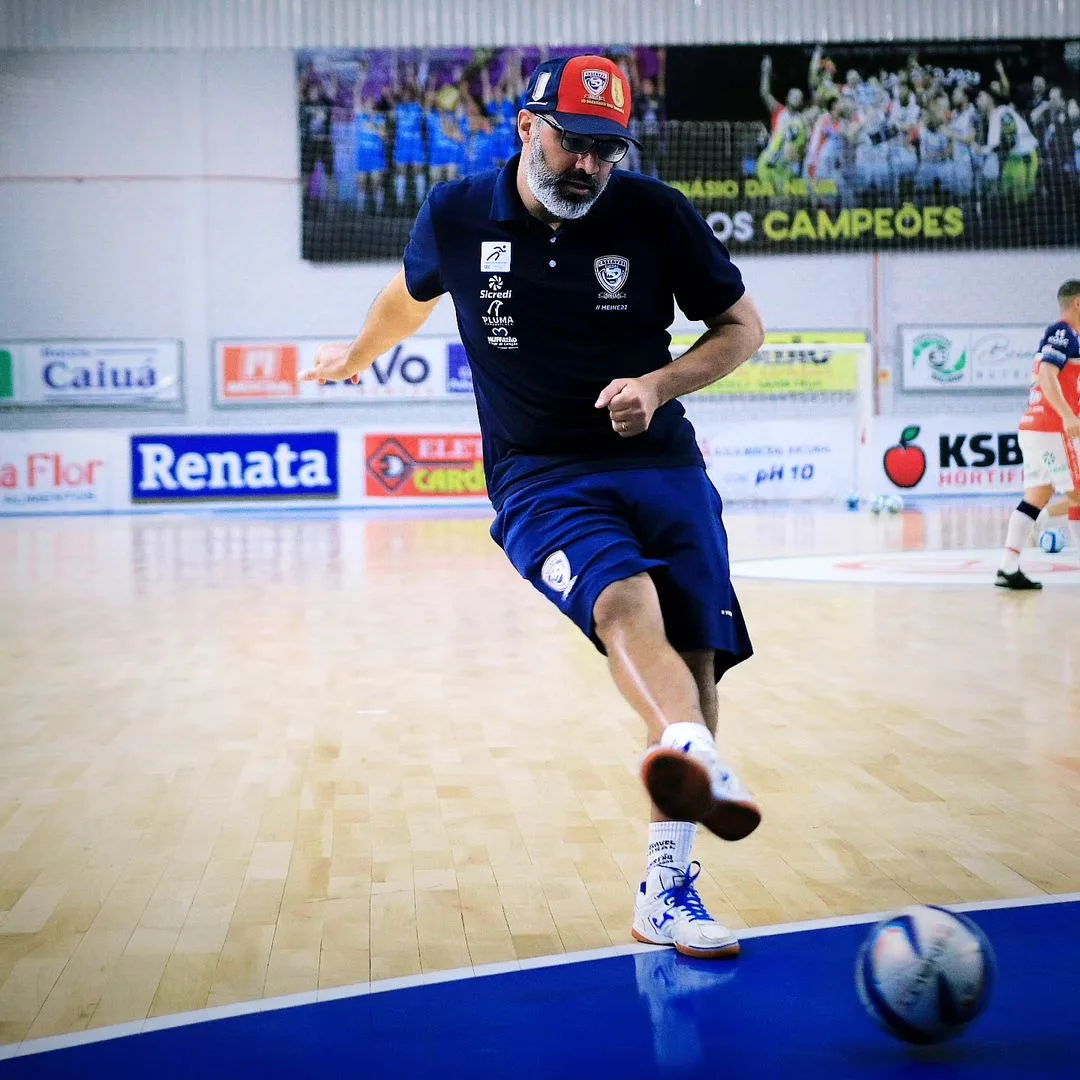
[300,54,765,958]
[996,279,1080,589]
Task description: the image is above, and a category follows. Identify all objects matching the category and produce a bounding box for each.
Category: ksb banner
[0,430,121,513]
[214,337,468,403]
[130,432,339,503]
[690,416,856,500]
[364,434,486,499]
[901,326,1041,390]
[0,341,183,406]
[873,415,1023,495]
[678,331,864,396]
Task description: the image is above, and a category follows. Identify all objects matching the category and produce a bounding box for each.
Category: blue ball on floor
[1039,527,1067,554]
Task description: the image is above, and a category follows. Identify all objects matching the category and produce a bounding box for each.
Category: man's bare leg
[592,574,758,840]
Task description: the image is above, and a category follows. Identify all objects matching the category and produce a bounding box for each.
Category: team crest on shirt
[594,255,630,297]
[581,69,609,99]
[541,550,577,600]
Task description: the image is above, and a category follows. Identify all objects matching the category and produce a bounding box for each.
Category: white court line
[4,890,1077,1060]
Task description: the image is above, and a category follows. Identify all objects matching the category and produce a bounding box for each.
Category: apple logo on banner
[883,426,927,489]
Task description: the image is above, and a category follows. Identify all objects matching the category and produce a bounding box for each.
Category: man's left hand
[595,377,662,438]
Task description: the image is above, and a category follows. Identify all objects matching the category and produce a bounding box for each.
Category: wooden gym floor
[0,500,1078,1044]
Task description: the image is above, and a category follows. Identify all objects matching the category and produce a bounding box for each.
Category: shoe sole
[641,748,762,842]
[631,926,741,959]
[994,582,1042,590]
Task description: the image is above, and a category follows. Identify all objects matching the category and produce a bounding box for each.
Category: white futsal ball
[869,495,887,515]
[884,494,904,514]
[855,905,994,1044]
[1039,527,1066,554]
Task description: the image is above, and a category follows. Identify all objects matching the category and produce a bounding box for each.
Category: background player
[996,279,1080,589]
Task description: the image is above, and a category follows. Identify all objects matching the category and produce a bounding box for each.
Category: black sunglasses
[534,113,630,164]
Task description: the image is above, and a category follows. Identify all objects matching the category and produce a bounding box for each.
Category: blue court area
[2,900,1076,1079]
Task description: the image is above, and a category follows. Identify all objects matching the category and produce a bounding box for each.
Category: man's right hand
[298,343,362,384]
[1065,414,1080,440]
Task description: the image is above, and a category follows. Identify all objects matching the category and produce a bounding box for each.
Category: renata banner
[1,340,183,407]
[364,433,486,499]
[901,325,1041,390]
[0,430,122,513]
[873,415,1024,495]
[214,338,457,403]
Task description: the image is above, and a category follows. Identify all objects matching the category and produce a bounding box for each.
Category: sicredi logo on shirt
[131,432,338,502]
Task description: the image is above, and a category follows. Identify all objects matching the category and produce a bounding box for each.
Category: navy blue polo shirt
[402,153,745,509]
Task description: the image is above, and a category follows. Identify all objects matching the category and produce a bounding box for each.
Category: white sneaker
[640,722,761,841]
[631,862,740,959]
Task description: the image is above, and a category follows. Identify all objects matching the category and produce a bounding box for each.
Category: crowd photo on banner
[298,39,1080,260]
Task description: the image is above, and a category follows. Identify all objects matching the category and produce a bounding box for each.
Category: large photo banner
[298,40,1080,260]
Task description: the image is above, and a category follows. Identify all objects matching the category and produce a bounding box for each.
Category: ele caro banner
[298,40,1080,260]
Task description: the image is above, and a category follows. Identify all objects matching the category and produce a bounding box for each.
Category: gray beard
[524,134,606,220]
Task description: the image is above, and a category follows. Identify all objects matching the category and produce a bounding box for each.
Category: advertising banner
[363,433,486,499]
[900,325,1041,389]
[694,418,856,500]
[213,337,458,403]
[0,341,183,407]
[0,430,122,513]
[680,331,865,396]
[130,432,339,503]
[298,40,1079,261]
[873,415,1024,495]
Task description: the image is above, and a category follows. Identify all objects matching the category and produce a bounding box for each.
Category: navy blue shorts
[489,466,752,682]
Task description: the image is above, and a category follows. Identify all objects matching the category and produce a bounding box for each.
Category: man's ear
[517,109,535,145]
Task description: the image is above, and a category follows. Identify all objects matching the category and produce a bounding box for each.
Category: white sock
[659,721,714,756]
[646,820,696,874]
[1002,509,1037,572]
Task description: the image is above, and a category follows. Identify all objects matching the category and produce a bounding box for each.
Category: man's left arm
[595,294,765,437]
[648,293,766,403]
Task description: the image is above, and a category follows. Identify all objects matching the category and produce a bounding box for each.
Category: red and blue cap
[522,54,641,146]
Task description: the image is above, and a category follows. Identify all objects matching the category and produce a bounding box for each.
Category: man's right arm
[299,268,440,383]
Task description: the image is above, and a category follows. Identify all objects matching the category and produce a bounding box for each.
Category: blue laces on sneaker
[657,861,712,922]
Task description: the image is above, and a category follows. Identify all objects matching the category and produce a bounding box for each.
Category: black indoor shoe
[995,569,1043,590]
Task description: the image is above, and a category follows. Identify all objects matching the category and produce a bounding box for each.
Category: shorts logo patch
[541,550,577,600]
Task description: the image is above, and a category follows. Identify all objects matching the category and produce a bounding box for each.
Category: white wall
[3,0,1077,49]
[1,49,1077,432]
